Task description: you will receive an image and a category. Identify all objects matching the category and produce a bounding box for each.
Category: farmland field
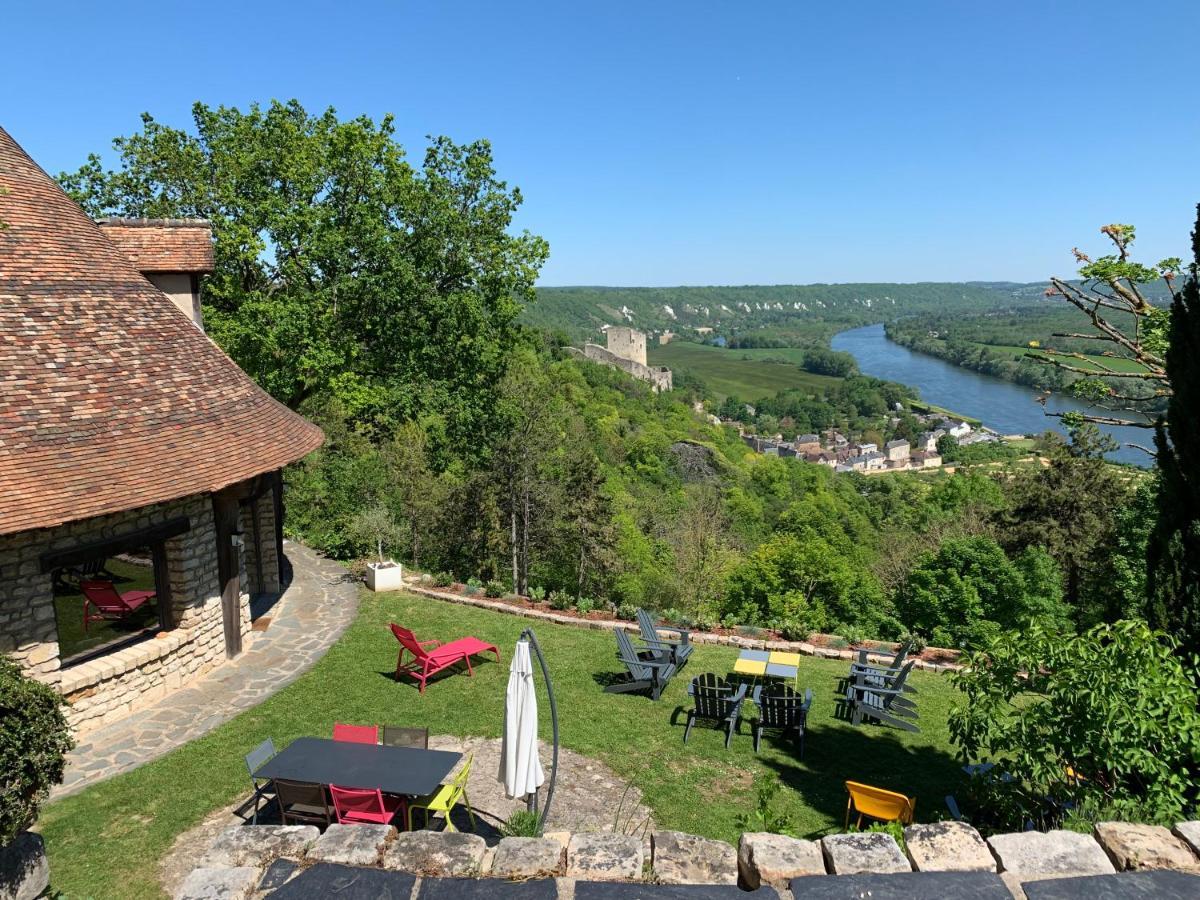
[647,341,842,400]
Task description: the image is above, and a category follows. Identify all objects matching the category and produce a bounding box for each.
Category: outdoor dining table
[253,737,462,797]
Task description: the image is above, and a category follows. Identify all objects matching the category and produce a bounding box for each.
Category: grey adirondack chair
[606,628,677,700]
[636,608,692,667]
[751,683,814,757]
[684,674,748,748]
[845,663,919,732]
[848,641,917,694]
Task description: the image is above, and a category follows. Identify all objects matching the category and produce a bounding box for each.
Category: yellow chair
[408,753,475,832]
[844,780,916,829]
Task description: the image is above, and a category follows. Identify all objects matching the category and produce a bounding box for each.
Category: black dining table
[253,737,462,797]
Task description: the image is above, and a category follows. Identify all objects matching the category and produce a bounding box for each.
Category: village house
[0,127,324,735]
[793,433,821,454]
[884,439,911,463]
[911,450,943,469]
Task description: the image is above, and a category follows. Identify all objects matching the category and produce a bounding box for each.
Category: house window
[50,543,174,665]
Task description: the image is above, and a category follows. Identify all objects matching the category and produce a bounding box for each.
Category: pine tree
[1147,204,1200,662]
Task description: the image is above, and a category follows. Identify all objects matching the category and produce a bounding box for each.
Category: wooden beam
[39,516,191,573]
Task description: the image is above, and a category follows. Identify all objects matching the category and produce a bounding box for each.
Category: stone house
[569,326,673,392]
[911,450,942,469]
[793,434,821,454]
[884,439,911,463]
[0,127,324,735]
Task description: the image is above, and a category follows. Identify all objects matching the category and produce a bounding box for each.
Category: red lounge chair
[390,624,500,693]
[80,580,156,632]
[330,785,406,826]
[333,723,379,744]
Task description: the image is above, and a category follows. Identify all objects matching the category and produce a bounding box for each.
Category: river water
[831,324,1151,467]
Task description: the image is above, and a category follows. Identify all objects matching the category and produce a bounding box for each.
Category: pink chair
[80,580,156,632]
[333,723,379,744]
[390,624,501,693]
[329,785,406,826]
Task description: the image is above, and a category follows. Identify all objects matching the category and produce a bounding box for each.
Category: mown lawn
[39,591,964,899]
[647,342,843,401]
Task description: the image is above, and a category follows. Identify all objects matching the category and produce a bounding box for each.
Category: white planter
[365,561,404,593]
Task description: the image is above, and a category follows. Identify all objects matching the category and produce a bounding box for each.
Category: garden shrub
[465,577,483,596]
[575,597,595,615]
[615,602,638,621]
[484,579,507,599]
[548,591,572,611]
[0,657,74,844]
[431,571,454,588]
[528,586,546,602]
[950,620,1200,833]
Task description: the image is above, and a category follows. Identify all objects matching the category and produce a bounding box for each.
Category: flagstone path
[53,541,359,798]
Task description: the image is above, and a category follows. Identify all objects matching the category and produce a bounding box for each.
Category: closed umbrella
[500,639,545,800]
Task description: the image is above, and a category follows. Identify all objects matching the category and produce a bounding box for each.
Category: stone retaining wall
[404,583,961,674]
[178,820,1200,899]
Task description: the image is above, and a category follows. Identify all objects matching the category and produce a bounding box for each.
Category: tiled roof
[98,218,215,272]
[0,126,323,536]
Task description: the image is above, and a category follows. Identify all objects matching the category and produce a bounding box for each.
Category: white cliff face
[663,304,677,319]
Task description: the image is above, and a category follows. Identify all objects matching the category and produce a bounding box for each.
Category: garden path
[52,542,358,798]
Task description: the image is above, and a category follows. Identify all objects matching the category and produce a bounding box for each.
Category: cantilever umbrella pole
[520,627,559,830]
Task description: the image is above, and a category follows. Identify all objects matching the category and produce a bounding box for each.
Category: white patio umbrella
[500,639,545,800]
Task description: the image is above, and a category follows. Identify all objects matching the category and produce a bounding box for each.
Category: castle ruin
[567,326,673,392]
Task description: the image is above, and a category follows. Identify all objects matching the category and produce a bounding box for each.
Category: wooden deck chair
[636,608,693,667]
[604,628,677,700]
[751,683,814,757]
[683,674,748,749]
[845,666,919,732]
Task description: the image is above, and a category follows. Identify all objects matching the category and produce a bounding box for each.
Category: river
[831,324,1151,467]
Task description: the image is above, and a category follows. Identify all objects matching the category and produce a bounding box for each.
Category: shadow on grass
[756,720,963,838]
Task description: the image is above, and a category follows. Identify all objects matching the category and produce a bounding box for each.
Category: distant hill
[525,282,1050,344]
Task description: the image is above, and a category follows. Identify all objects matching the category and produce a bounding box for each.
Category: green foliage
[499,809,542,838]
[615,602,638,621]
[860,820,907,850]
[0,657,74,843]
[346,504,400,563]
[574,597,595,615]
[801,347,857,378]
[528,586,547,602]
[59,101,548,444]
[432,571,454,588]
[549,590,573,611]
[484,579,507,599]
[465,577,483,596]
[895,537,1069,646]
[1148,205,1200,668]
[949,620,1200,832]
[735,773,797,837]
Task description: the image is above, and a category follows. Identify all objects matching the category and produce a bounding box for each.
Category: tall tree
[1147,205,1200,660]
[59,101,548,444]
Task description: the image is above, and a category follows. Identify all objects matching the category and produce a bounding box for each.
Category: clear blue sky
[4,1,1197,285]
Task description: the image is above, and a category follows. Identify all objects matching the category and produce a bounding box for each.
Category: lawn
[39,590,964,899]
[647,342,843,401]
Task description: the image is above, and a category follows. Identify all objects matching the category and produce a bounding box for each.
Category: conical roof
[0,126,324,535]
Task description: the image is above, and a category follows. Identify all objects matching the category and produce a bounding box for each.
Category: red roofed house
[0,126,324,735]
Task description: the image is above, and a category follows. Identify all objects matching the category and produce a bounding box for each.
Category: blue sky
[4,1,1197,285]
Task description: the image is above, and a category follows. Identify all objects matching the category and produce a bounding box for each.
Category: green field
[648,342,842,401]
[40,591,962,899]
[963,341,1151,375]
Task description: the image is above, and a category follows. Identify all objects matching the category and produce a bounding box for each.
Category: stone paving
[53,541,359,797]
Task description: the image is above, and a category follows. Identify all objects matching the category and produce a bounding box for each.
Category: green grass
[53,557,159,661]
[40,591,963,899]
[647,342,843,401]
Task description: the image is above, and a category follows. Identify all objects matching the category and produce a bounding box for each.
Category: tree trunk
[520,487,531,596]
[510,504,519,592]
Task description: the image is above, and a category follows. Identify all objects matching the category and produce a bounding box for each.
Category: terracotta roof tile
[98,219,214,272]
[0,125,323,536]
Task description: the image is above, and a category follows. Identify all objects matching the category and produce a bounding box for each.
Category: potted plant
[350,505,404,592]
[0,658,72,900]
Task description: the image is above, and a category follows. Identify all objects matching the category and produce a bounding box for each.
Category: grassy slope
[40,591,962,899]
[647,342,843,401]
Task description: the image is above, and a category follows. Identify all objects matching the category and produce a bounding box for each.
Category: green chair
[407,752,475,832]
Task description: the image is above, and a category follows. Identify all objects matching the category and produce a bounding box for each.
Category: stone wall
[606,326,648,366]
[568,344,674,393]
[179,819,1200,898]
[240,490,281,596]
[0,488,253,735]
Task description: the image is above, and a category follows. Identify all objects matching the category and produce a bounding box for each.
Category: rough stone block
[0,831,49,900]
[173,866,261,900]
[1093,821,1198,871]
[904,821,996,872]
[651,830,738,884]
[488,837,564,878]
[986,829,1115,877]
[738,831,825,888]
[1173,821,1200,857]
[200,825,318,868]
[567,832,644,881]
[381,831,487,877]
[821,832,910,874]
[307,823,394,867]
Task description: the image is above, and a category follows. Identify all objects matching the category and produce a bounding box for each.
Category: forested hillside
[526,282,1035,343]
